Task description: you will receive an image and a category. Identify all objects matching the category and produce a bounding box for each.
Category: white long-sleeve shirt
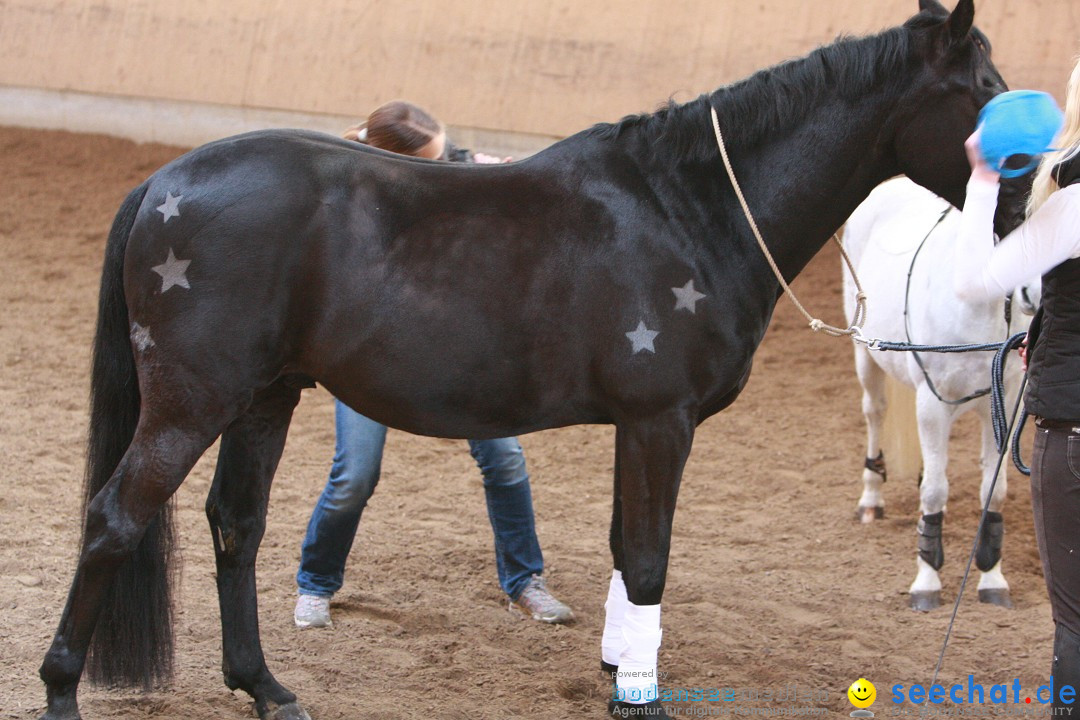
[954,176,1080,302]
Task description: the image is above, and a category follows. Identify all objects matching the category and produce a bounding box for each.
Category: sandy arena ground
[0,126,1054,719]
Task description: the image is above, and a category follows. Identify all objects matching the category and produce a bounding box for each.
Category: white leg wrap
[615,602,662,704]
[601,569,629,666]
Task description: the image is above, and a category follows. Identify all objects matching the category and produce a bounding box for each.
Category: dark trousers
[1031,421,1080,713]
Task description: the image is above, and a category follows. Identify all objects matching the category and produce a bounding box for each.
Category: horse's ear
[945,0,974,42]
[918,0,947,14]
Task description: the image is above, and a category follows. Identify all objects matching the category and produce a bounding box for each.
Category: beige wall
[1,0,1077,139]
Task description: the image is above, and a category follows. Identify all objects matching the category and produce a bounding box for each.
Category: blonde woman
[955,59,1080,713]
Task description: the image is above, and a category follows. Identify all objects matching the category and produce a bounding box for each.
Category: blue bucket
[978,90,1064,178]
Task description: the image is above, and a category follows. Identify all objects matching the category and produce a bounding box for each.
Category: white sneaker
[510,575,575,624]
[294,593,332,628]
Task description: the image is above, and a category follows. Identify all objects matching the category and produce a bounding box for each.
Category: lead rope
[709,105,868,337]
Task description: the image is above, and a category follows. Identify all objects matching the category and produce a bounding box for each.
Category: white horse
[843,177,1039,611]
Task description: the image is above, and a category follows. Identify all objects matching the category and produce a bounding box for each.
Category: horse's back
[116,128,726,437]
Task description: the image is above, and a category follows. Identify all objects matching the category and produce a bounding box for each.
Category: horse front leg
[606,412,694,719]
[974,403,1011,608]
[601,454,627,679]
[855,348,888,522]
[909,387,953,611]
[205,381,310,720]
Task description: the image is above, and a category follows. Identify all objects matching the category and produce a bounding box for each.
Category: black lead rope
[990,332,1032,475]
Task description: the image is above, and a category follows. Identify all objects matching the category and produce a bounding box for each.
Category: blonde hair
[342,100,444,157]
[1028,56,1080,215]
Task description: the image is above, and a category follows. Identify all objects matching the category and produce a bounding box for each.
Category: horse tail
[882,378,923,482]
[82,182,176,690]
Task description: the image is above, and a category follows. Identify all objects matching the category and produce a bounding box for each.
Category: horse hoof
[39,696,81,720]
[609,699,672,718]
[856,506,884,523]
[978,588,1014,608]
[263,702,311,720]
[39,710,81,720]
[601,659,619,680]
[909,591,942,612]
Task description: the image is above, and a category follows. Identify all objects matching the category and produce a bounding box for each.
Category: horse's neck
[727,97,905,276]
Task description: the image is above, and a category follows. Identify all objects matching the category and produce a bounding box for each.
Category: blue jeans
[297,400,544,600]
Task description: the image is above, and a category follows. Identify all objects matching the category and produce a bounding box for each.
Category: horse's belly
[307,309,601,438]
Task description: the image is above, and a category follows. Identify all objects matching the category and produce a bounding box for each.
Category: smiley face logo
[848,678,877,709]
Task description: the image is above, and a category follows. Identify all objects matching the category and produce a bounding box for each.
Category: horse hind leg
[39,407,225,720]
[855,347,887,522]
[205,379,310,720]
[974,406,1012,608]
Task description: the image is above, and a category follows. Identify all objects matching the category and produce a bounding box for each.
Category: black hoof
[978,588,1014,608]
[609,699,672,718]
[910,591,942,612]
[262,701,311,720]
[39,709,80,720]
[601,660,619,680]
[40,694,81,720]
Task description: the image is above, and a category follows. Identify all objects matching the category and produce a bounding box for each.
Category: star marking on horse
[130,322,155,352]
[152,248,191,292]
[671,279,706,313]
[625,320,659,354]
[156,192,183,223]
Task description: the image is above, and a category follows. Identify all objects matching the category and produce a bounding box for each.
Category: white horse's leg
[910,385,954,611]
[855,346,888,522]
[975,402,1012,607]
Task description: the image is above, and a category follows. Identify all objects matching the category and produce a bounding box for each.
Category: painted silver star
[672,279,707,313]
[625,320,659,354]
[156,192,182,223]
[152,248,191,292]
[130,322,155,352]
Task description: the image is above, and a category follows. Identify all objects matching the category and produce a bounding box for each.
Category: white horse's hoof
[978,588,1013,608]
[856,505,884,523]
[910,591,941,611]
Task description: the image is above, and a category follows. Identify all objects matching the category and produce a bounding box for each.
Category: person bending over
[295,100,573,629]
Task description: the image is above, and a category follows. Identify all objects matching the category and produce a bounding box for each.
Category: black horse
[40,1,1025,718]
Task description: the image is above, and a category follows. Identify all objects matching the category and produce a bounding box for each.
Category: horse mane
[587,12,971,164]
